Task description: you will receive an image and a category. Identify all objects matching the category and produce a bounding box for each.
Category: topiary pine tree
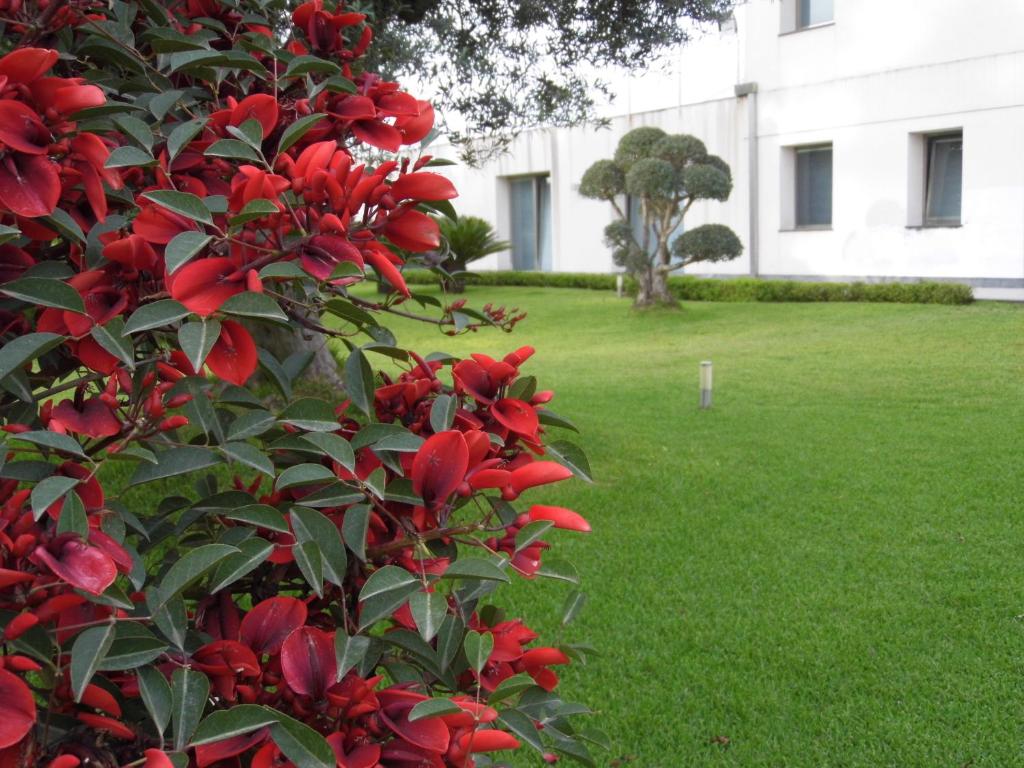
[580,127,743,307]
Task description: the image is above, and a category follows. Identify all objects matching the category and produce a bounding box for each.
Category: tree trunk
[632,267,676,308]
[253,322,346,392]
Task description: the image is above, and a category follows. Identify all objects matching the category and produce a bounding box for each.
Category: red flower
[528,505,591,532]
[384,208,440,252]
[412,430,469,509]
[0,668,35,749]
[0,153,60,217]
[32,535,117,595]
[205,320,257,386]
[168,258,245,316]
[280,625,336,699]
[51,397,121,438]
[388,172,457,203]
[230,94,279,139]
[239,596,307,655]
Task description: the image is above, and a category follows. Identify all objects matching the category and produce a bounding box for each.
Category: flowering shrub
[0,2,599,767]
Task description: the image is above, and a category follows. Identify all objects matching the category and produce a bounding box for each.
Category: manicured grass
[350,286,1024,767]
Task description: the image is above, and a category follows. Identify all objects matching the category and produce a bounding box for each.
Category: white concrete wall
[434,0,1024,299]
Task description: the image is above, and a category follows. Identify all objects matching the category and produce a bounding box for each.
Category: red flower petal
[195,728,269,768]
[205,320,257,386]
[388,172,457,202]
[0,101,50,155]
[240,596,308,655]
[528,505,590,532]
[509,462,573,497]
[75,712,134,740]
[490,398,539,438]
[384,208,440,252]
[231,94,278,139]
[352,120,402,153]
[459,729,521,753]
[0,153,59,217]
[33,539,117,595]
[281,626,336,699]
[395,101,435,144]
[0,48,58,84]
[132,204,195,245]
[0,569,35,590]
[51,398,121,438]
[362,243,409,297]
[80,683,121,717]
[0,668,35,749]
[143,750,175,768]
[520,647,570,667]
[412,430,469,508]
[168,258,243,316]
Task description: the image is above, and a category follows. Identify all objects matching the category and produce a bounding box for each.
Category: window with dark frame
[924,132,962,226]
[508,175,552,271]
[798,0,834,28]
[795,144,833,228]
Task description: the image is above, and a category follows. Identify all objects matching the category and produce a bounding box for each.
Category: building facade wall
[434,0,1024,299]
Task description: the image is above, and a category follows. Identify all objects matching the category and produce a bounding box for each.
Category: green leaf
[301,432,354,472]
[409,591,448,642]
[546,439,593,483]
[442,558,511,583]
[138,666,172,736]
[344,349,374,417]
[292,539,323,598]
[277,113,327,154]
[123,299,189,334]
[31,475,79,520]
[535,558,580,585]
[0,224,22,245]
[178,319,221,373]
[221,292,288,323]
[91,317,134,369]
[143,190,213,226]
[276,463,334,491]
[269,711,334,768]
[290,506,346,586]
[222,441,274,477]
[334,633,371,682]
[154,544,240,610]
[463,631,493,674]
[131,446,222,485]
[114,114,155,151]
[224,503,289,532]
[149,89,184,120]
[499,708,545,752]
[165,231,213,275]
[537,407,579,433]
[39,208,85,243]
[207,537,274,594]
[166,117,208,162]
[11,430,86,459]
[1,277,84,313]
[429,394,457,433]
[205,138,260,162]
[514,520,553,553]
[227,118,264,148]
[0,332,62,381]
[171,667,210,751]
[104,145,156,168]
[191,704,277,746]
[487,672,539,704]
[562,589,587,626]
[435,615,465,670]
[97,623,168,670]
[341,504,370,561]
[149,590,187,649]
[229,198,279,226]
[408,697,461,722]
[56,490,88,537]
[358,565,420,629]
[70,623,115,701]
[284,55,340,78]
[278,398,338,432]
[227,410,276,441]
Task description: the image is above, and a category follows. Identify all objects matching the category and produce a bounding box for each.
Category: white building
[434,0,1024,300]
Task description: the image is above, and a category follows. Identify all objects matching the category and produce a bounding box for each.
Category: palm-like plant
[437,215,510,292]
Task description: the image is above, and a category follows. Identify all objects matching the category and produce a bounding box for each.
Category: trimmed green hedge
[402,270,974,305]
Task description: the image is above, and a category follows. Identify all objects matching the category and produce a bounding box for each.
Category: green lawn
[353,286,1024,767]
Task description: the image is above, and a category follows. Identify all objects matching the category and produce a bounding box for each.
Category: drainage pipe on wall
[734,81,759,277]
